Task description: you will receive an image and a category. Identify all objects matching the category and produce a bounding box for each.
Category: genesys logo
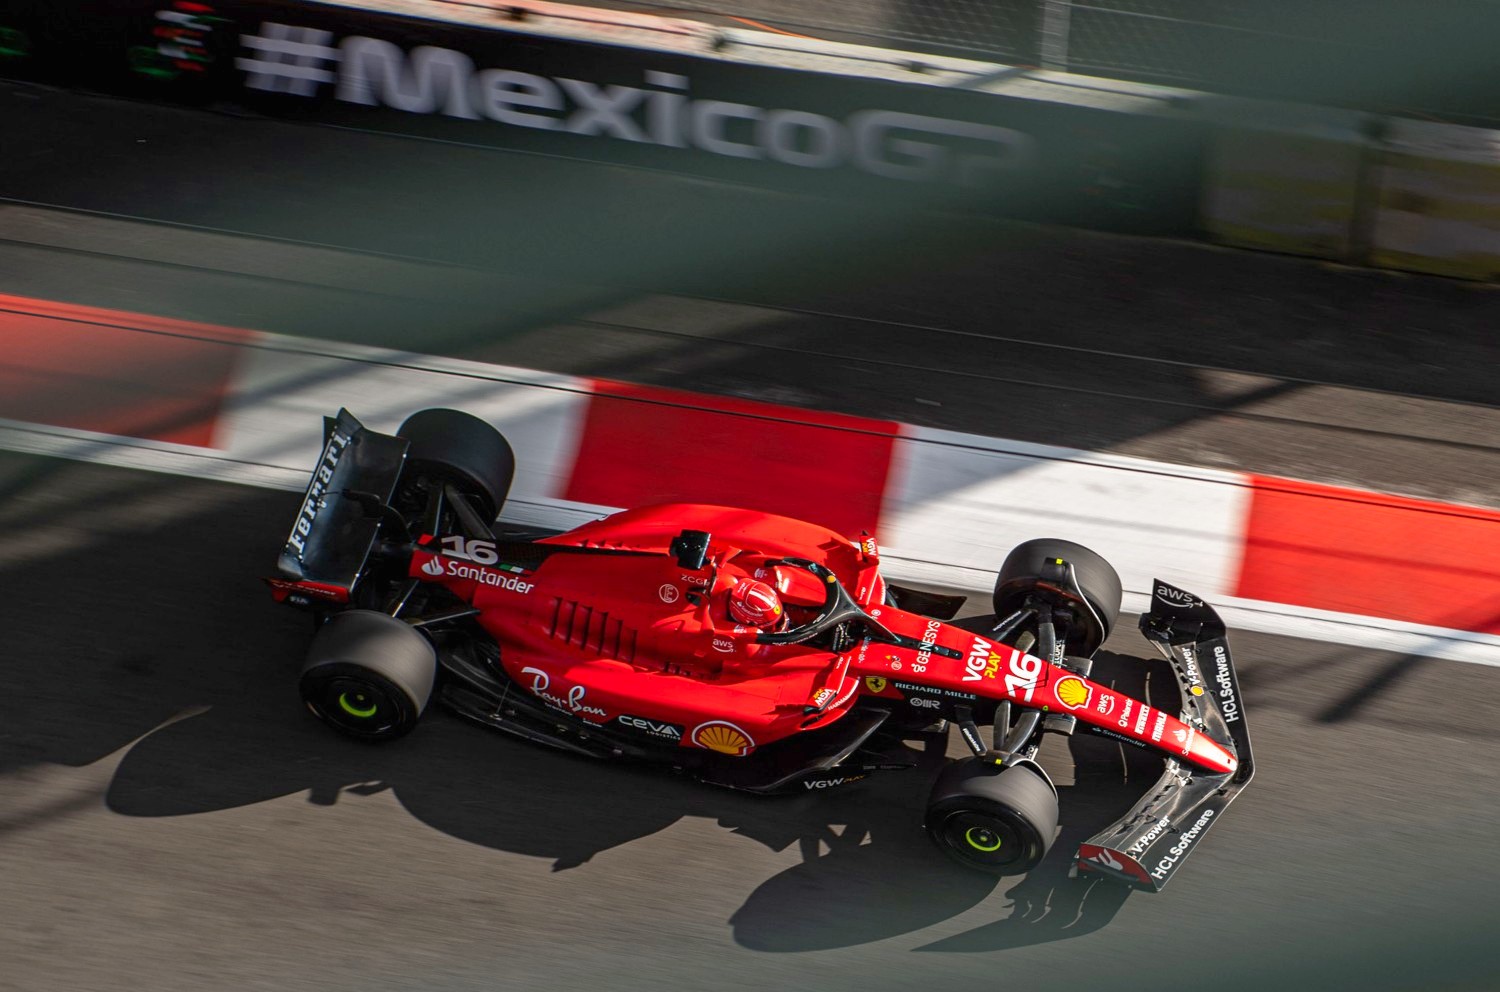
[911,619,942,674]
[235,24,1035,185]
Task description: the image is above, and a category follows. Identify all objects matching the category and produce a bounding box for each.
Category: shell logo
[692,721,754,756]
[1056,677,1091,710]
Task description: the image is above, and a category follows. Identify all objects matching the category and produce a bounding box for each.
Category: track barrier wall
[0,0,1207,235]
[1199,100,1372,262]
[1200,106,1500,280]
[5,1,1497,278]
[1369,119,1500,281]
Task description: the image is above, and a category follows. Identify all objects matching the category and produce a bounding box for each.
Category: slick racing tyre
[300,610,437,741]
[397,408,515,524]
[993,538,1122,657]
[925,760,1058,874]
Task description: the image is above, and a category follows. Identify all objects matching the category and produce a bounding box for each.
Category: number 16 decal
[440,535,498,564]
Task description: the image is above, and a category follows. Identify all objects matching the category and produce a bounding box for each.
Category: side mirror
[669,529,711,570]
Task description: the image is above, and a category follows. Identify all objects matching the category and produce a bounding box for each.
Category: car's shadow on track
[98,681,1010,947]
[95,642,1162,952]
[0,461,1158,952]
[732,650,1164,951]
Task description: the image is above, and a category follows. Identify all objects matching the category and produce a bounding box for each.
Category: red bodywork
[406,504,1237,774]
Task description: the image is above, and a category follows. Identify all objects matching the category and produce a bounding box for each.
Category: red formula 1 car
[269,408,1254,891]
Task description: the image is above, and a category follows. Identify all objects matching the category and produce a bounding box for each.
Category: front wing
[1075,581,1254,891]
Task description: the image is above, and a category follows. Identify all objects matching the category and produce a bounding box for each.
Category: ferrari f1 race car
[268,408,1254,891]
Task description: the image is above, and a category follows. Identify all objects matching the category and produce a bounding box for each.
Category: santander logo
[421,557,445,577]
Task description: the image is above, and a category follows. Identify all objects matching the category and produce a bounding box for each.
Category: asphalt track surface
[3,451,1498,992]
[3,81,1500,991]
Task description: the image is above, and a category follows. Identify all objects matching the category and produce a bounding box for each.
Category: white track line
[4,415,1498,667]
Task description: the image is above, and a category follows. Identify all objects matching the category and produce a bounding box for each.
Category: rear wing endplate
[275,409,408,598]
[1075,580,1255,891]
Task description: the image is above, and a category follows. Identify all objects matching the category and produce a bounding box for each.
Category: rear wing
[274,409,408,600]
[1075,581,1254,891]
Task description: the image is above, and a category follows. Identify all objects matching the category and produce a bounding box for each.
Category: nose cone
[1183,727,1238,775]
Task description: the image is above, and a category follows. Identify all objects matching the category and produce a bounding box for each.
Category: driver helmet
[728,578,784,628]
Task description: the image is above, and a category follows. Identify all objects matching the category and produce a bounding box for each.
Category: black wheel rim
[939,810,1028,869]
[309,675,406,737]
[409,466,496,526]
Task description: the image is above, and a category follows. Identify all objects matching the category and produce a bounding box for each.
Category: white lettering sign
[241,25,1034,187]
[523,667,606,720]
[1213,645,1240,723]
[1151,809,1215,880]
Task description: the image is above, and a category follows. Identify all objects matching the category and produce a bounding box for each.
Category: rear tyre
[993,538,1122,657]
[300,610,437,741]
[925,760,1058,874]
[396,408,515,524]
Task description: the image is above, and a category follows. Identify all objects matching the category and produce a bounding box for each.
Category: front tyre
[924,760,1058,874]
[397,408,515,524]
[993,538,1122,657]
[300,611,437,741]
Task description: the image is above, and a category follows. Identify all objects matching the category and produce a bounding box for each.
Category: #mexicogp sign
[0,0,1205,230]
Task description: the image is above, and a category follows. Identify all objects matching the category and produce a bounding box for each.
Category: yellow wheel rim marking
[338,692,378,719]
[964,827,1002,852]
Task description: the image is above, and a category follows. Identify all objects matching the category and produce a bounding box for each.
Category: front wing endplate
[1075,581,1255,891]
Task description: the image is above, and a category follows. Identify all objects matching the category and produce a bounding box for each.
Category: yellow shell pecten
[694,722,750,755]
[1056,677,1090,709]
